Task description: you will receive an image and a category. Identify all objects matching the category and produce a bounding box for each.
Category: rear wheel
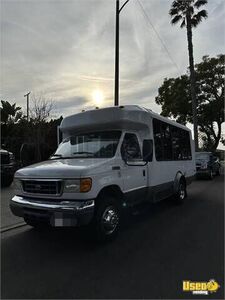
[92,196,121,241]
[174,180,186,204]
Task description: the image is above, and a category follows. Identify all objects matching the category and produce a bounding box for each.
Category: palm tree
[0,100,22,124]
[169,0,208,151]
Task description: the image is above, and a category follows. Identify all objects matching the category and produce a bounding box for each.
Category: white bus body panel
[13,105,195,203]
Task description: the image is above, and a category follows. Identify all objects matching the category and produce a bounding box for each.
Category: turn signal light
[80,178,92,193]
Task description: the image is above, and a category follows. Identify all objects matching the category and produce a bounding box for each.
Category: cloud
[54,96,89,110]
[1,0,225,123]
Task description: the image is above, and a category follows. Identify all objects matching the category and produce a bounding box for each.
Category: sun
[92,89,104,107]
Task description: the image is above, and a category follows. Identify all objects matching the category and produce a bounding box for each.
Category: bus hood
[15,158,114,179]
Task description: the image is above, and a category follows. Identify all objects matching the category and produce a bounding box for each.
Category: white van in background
[10,105,195,240]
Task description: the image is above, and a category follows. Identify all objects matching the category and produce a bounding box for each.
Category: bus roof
[60,105,191,133]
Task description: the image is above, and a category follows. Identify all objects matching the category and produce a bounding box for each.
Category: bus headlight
[64,180,80,193]
[64,178,92,193]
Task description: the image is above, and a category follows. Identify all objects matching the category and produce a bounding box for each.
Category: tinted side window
[161,122,173,160]
[180,130,192,160]
[121,133,142,160]
[153,119,192,161]
[153,119,163,160]
[171,126,182,160]
[171,126,192,160]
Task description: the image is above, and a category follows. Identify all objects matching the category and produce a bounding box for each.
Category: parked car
[10,106,195,241]
[0,148,17,187]
[195,152,221,179]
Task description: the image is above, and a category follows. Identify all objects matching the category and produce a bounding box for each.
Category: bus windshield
[51,131,121,159]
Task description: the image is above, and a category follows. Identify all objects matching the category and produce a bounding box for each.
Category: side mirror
[143,139,153,162]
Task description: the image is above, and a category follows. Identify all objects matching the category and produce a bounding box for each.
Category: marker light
[80,178,92,193]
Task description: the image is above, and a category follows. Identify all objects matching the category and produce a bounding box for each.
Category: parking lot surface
[1,175,224,299]
[1,183,23,230]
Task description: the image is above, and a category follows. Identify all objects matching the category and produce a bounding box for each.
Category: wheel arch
[96,185,124,205]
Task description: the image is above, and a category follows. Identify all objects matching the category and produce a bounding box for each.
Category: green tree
[1,97,61,163]
[169,0,208,151]
[155,55,224,151]
[0,100,23,124]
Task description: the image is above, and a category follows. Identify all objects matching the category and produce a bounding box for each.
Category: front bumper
[10,195,95,226]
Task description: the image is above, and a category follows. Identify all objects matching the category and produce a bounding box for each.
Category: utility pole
[24,92,31,121]
[114,0,130,106]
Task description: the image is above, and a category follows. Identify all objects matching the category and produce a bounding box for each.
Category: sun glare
[92,90,104,107]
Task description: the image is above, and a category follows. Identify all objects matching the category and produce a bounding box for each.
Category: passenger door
[120,133,148,205]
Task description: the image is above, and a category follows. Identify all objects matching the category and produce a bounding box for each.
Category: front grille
[0,153,10,165]
[22,180,62,195]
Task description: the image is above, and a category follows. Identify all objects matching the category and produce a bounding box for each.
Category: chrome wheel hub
[179,184,185,200]
[101,206,119,235]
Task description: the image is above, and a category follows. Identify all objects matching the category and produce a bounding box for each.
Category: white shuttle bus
[11,106,195,240]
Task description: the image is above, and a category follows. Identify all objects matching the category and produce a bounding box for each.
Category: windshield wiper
[72,151,95,156]
[49,152,95,160]
[49,154,62,159]
[49,154,73,160]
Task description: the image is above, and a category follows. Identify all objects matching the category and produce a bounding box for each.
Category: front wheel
[174,180,186,204]
[92,196,121,241]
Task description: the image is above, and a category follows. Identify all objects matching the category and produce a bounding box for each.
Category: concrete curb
[1,222,27,233]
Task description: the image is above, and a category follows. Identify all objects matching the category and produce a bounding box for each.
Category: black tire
[174,179,187,204]
[92,196,121,242]
[24,216,48,229]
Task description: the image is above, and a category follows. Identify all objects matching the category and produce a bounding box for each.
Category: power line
[136,0,181,76]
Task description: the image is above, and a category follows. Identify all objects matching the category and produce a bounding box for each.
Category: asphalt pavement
[1,183,24,230]
[1,175,224,299]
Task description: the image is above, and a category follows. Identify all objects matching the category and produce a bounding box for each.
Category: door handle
[143,170,146,176]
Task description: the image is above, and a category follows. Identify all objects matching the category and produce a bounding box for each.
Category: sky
[1,0,225,146]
